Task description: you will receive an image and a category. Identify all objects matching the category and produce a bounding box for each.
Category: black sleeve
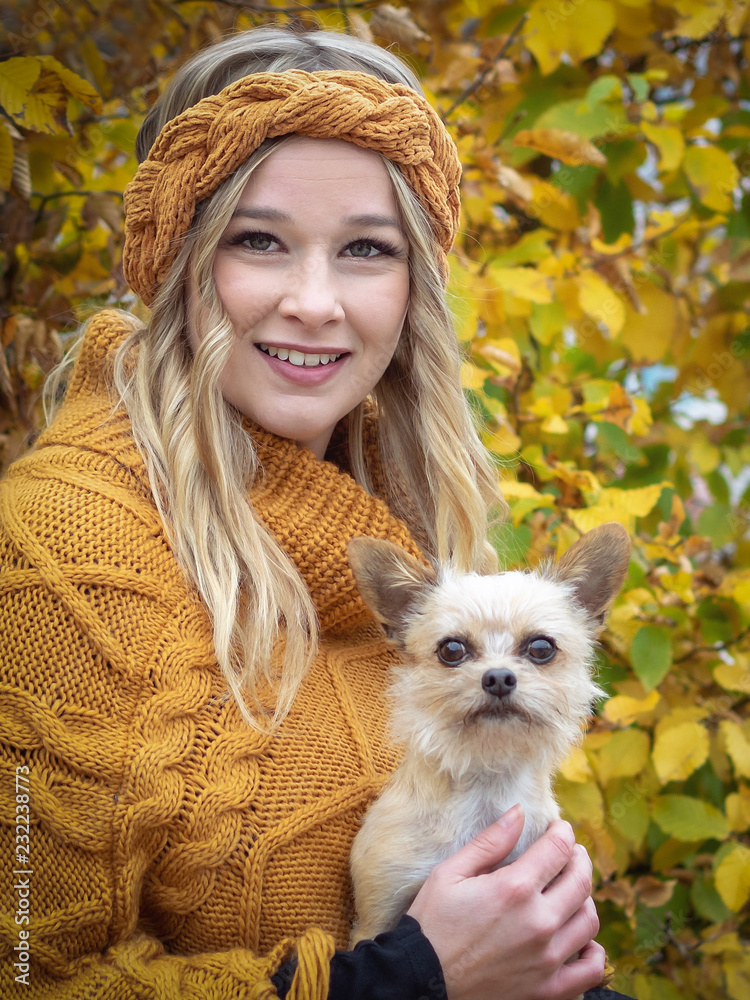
[271,914,446,999]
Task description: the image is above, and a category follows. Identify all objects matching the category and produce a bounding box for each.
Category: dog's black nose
[482,668,517,698]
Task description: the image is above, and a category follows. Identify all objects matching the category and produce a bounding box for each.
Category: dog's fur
[347,522,631,945]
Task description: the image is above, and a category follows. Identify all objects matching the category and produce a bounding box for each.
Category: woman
[0,26,630,1000]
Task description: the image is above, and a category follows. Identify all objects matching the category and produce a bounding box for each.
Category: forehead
[422,572,579,639]
[237,136,397,211]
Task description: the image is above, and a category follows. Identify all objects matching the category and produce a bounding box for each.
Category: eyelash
[225,230,403,259]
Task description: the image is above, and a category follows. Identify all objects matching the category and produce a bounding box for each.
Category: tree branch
[441,14,528,123]
[171,0,375,11]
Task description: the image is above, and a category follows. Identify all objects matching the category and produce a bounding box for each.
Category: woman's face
[195,136,410,459]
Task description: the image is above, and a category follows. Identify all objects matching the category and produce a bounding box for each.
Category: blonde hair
[50,28,504,729]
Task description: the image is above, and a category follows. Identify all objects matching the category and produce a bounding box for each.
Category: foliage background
[1,1,749,996]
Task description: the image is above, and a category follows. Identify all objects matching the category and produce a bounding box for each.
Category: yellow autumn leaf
[488,265,553,304]
[475,338,521,375]
[683,144,739,213]
[527,179,580,231]
[713,660,750,695]
[652,721,709,784]
[541,414,568,435]
[603,689,661,726]
[559,745,593,783]
[482,424,521,456]
[498,480,553,502]
[0,56,40,118]
[714,844,750,912]
[700,930,745,956]
[672,0,729,39]
[688,437,721,475]
[513,128,606,167]
[720,721,750,778]
[577,271,626,337]
[726,787,750,832]
[592,728,650,784]
[0,56,69,134]
[620,280,684,362]
[556,775,604,824]
[641,121,685,172]
[37,55,102,112]
[448,259,481,343]
[460,361,486,391]
[526,0,617,76]
[629,397,653,436]
[568,483,665,532]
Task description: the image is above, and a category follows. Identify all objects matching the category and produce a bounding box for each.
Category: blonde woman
[0,27,630,1000]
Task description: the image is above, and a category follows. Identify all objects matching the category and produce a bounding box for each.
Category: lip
[256,344,349,386]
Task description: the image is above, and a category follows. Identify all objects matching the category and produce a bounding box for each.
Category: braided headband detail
[122,69,462,305]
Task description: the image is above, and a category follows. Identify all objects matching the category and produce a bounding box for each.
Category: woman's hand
[406,803,605,1000]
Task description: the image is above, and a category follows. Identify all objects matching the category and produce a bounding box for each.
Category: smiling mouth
[257,343,346,367]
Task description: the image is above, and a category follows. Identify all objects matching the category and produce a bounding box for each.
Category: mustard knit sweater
[0,311,421,999]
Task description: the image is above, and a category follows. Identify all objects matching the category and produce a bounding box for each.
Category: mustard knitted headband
[122,69,461,305]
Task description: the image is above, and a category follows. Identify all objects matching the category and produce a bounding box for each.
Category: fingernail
[498,803,523,827]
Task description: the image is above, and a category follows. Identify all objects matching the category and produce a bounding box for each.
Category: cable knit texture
[122,69,461,304]
[0,310,422,998]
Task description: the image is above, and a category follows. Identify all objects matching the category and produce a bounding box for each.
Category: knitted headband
[122,69,462,305]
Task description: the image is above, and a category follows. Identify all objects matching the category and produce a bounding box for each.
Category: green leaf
[601,139,647,184]
[697,503,733,547]
[690,873,733,923]
[626,73,651,103]
[535,97,630,142]
[630,625,672,692]
[653,794,730,842]
[585,74,622,106]
[595,177,635,243]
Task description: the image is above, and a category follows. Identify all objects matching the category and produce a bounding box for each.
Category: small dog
[347,521,631,944]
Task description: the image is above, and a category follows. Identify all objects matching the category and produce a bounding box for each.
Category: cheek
[213,261,275,333]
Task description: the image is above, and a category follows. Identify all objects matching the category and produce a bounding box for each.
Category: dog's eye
[526,636,557,664]
[437,638,470,666]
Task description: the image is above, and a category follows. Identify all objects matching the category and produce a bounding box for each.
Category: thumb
[443,803,525,881]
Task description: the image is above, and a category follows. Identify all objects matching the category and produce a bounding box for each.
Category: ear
[547,522,631,627]
[347,537,437,644]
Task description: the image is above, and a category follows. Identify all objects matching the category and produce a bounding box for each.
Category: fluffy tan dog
[347,522,631,945]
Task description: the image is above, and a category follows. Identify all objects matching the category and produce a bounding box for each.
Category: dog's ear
[347,538,437,643]
[547,522,631,627]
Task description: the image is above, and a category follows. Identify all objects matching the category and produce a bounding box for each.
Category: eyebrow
[231,207,403,230]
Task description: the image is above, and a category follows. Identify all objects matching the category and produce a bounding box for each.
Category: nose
[278,256,345,330]
[482,668,517,699]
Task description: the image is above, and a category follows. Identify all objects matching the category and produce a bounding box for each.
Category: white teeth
[258,343,342,367]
